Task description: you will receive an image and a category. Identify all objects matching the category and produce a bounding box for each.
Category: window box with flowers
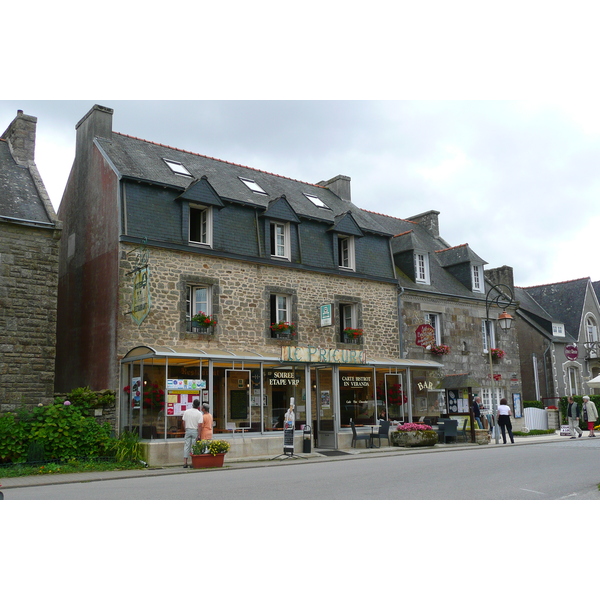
[343,327,364,344]
[190,311,217,334]
[490,348,505,360]
[429,344,450,356]
[190,439,231,469]
[390,423,438,447]
[270,321,296,339]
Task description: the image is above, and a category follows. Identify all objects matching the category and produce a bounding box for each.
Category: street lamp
[485,284,515,444]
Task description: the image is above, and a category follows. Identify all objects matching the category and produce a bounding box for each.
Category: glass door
[315,367,336,449]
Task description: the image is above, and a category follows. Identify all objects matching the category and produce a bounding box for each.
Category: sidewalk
[0,431,581,490]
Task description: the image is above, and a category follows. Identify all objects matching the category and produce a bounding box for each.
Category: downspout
[397,284,405,358]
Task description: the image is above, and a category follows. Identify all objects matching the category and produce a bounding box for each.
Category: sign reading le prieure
[281,345,367,365]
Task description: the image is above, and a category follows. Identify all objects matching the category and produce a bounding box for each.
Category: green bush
[54,387,116,412]
[523,400,544,410]
[0,413,27,463]
[110,430,144,463]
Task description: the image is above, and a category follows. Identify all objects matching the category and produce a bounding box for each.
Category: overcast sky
[2,99,600,289]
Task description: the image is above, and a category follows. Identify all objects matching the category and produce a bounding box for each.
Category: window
[482,319,496,353]
[567,366,579,395]
[586,316,598,342]
[304,193,330,209]
[270,221,290,260]
[186,284,212,330]
[189,205,212,246]
[414,252,430,284]
[552,323,565,337]
[481,387,503,411]
[425,313,441,344]
[164,158,192,177]
[472,265,484,292]
[270,294,291,336]
[239,177,267,195]
[340,303,357,341]
[338,236,355,270]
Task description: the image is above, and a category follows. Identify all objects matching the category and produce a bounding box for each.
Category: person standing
[182,399,203,468]
[581,396,598,437]
[472,396,483,429]
[200,403,213,440]
[566,396,583,439]
[497,398,514,444]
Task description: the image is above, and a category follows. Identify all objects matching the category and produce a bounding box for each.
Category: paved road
[5,438,600,500]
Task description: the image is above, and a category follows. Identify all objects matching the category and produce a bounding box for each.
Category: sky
[2,98,600,289]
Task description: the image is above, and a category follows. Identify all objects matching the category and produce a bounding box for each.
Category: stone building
[515,277,600,403]
[56,105,445,462]
[0,110,62,411]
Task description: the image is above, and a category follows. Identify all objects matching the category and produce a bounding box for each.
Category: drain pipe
[397,284,405,358]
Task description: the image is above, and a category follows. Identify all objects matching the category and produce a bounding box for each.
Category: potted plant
[270,321,296,338]
[429,343,450,356]
[190,439,231,468]
[391,423,438,447]
[343,327,364,343]
[191,311,217,332]
[490,348,505,360]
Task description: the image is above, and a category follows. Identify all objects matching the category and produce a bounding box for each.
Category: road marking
[520,488,545,495]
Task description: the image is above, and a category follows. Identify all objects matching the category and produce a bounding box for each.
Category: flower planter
[274,331,292,339]
[190,453,226,469]
[343,335,361,344]
[390,430,438,447]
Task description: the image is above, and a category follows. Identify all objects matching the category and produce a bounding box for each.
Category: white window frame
[567,366,579,395]
[338,235,356,271]
[270,221,290,260]
[189,204,213,247]
[303,193,330,210]
[270,294,291,333]
[186,284,212,320]
[552,323,565,337]
[482,319,496,353]
[481,387,503,412]
[586,316,598,342]
[425,313,441,344]
[414,252,430,284]
[472,265,484,293]
[164,158,192,177]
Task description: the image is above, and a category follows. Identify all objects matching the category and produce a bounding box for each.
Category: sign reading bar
[281,345,367,365]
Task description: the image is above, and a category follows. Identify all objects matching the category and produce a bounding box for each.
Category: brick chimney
[318,174,351,202]
[1,109,37,165]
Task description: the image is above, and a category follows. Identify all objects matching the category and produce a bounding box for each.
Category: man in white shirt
[182,399,203,468]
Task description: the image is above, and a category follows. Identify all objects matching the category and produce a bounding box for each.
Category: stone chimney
[75,104,113,151]
[407,210,440,238]
[485,265,515,292]
[317,174,351,202]
[1,109,37,165]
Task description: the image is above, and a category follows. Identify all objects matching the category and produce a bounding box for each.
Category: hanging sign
[131,265,151,325]
[565,344,578,361]
[415,324,436,347]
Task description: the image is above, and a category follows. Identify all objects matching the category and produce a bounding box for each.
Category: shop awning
[436,373,480,389]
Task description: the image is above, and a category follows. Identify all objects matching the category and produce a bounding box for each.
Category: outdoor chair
[370,420,391,447]
[350,419,371,448]
[441,419,458,443]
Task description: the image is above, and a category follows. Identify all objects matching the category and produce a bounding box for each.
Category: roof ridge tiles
[112,131,327,190]
[435,243,468,253]
[523,276,590,289]
[392,230,413,238]
[361,208,418,224]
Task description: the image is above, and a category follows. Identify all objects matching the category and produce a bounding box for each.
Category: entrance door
[315,367,336,449]
[384,373,407,422]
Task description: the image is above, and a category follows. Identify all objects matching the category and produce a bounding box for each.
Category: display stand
[271,424,307,460]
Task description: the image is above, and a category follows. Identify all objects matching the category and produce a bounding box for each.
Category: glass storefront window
[263,365,306,431]
[339,367,376,426]
[375,370,407,422]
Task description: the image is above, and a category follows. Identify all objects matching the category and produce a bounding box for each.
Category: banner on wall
[131,266,151,326]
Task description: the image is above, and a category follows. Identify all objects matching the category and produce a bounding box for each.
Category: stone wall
[0,222,60,411]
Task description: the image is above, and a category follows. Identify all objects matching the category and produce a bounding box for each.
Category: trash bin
[302,425,312,453]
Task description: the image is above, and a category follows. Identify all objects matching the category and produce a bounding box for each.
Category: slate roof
[97,133,387,235]
[0,139,54,224]
[521,278,589,340]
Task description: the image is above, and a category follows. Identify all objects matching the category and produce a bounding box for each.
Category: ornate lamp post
[485,284,514,444]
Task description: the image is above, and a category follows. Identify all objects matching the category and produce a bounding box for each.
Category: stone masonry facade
[116,243,400,360]
[0,222,60,411]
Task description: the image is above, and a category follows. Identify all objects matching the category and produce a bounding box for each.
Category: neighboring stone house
[515,278,600,403]
[0,110,62,411]
[366,209,522,428]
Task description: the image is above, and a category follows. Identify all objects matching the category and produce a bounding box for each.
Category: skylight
[239,177,267,195]
[163,158,192,177]
[304,193,330,209]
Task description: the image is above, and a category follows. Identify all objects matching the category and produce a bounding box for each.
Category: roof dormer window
[414,252,430,285]
[163,158,192,177]
[239,177,267,195]
[552,323,565,337]
[472,264,484,293]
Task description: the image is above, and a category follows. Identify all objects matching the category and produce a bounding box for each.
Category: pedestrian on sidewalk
[567,396,583,439]
[497,398,514,444]
[581,396,598,437]
[472,396,483,429]
[182,399,203,467]
[200,403,213,440]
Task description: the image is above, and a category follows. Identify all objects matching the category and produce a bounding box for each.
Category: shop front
[120,345,442,464]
